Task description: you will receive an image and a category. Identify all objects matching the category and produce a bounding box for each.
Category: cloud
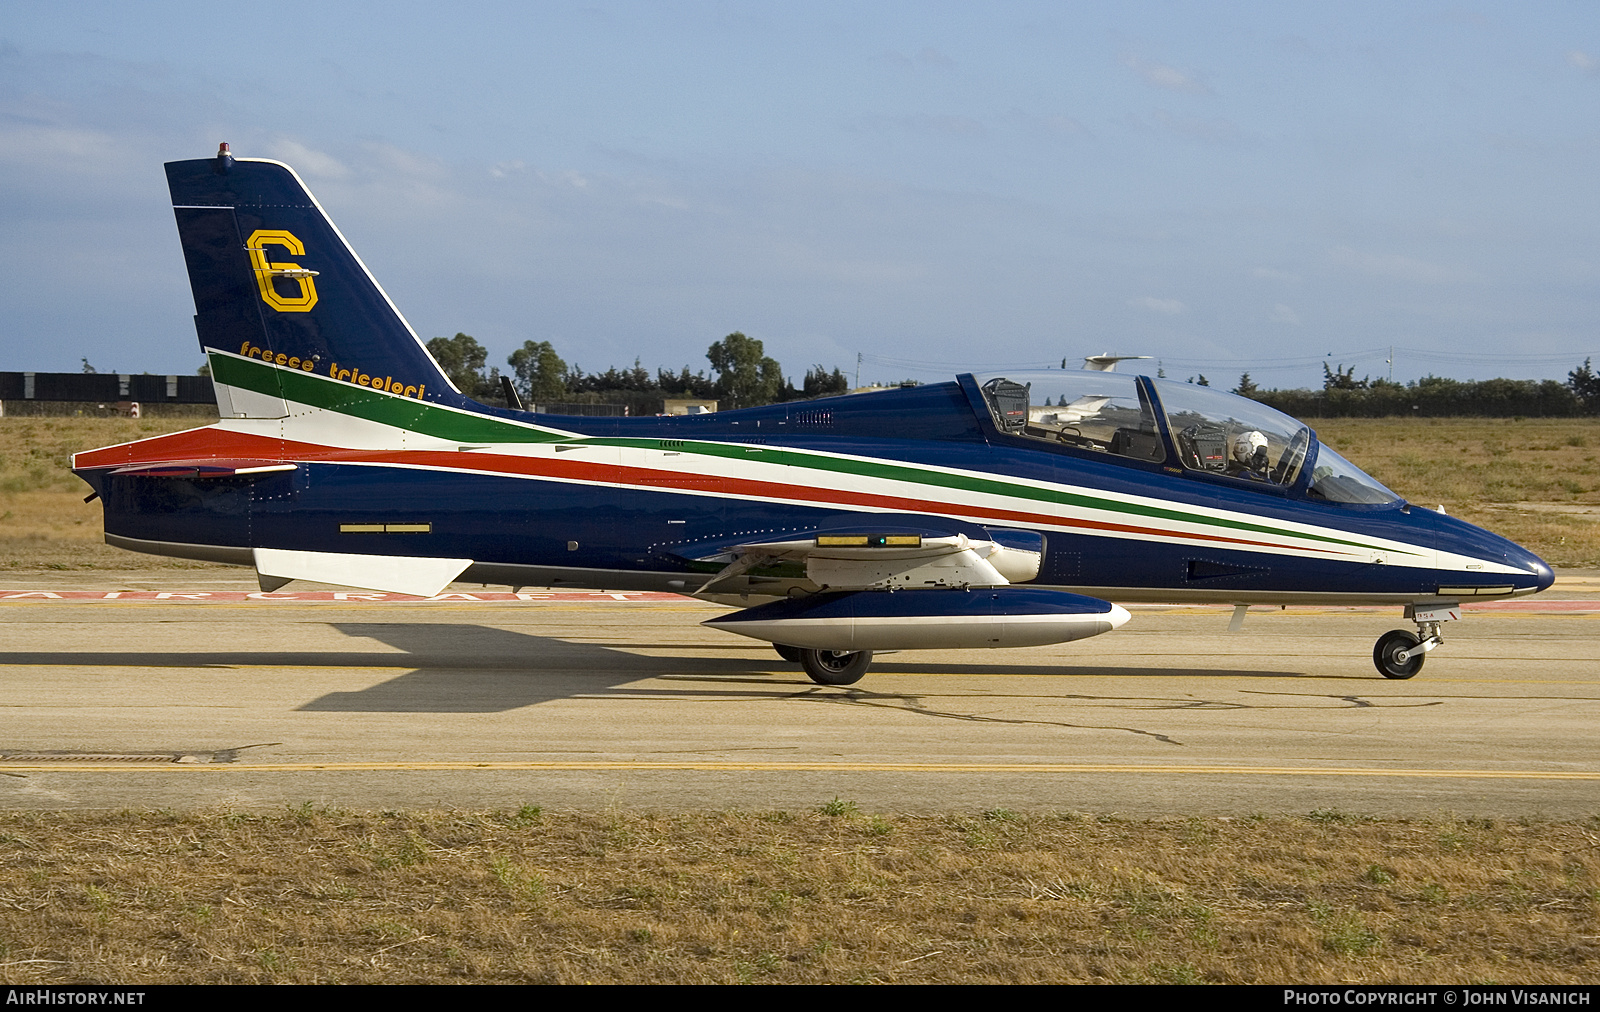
[264,138,350,180]
[360,141,447,181]
[540,169,591,191]
[1568,50,1599,74]
[1131,296,1186,315]
[853,113,988,138]
[1008,109,1090,138]
[1252,267,1301,283]
[1329,245,1460,284]
[880,47,957,70]
[0,122,131,177]
[1123,55,1210,94]
[1269,303,1301,325]
[1038,113,1089,135]
[1150,108,1242,144]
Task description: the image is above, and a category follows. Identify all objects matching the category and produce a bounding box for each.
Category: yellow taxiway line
[1,761,1597,779]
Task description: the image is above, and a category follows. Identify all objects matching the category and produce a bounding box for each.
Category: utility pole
[855,352,861,389]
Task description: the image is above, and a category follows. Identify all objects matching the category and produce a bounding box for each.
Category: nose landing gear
[1373,601,1459,679]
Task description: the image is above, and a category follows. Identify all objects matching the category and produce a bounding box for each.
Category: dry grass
[1315,418,1600,567]
[0,807,1593,984]
[0,416,229,572]
[3,416,1598,570]
[4,417,1597,984]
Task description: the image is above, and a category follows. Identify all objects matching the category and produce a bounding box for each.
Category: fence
[0,372,215,403]
[0,372,216,416]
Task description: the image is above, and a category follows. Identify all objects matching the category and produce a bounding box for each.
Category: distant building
[663,398,718,415]
[848,384,912,395]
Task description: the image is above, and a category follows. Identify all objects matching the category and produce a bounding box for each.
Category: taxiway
[1,571,1596,816]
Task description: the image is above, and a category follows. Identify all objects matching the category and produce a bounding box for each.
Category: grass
[0,415,228,572]
[1313,417,1600,567]
[2,415,1598,570]
[0,807,1594,984]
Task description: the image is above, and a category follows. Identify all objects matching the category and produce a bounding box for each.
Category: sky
[2,1,1597,389]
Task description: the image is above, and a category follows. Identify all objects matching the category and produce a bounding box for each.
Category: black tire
[800,648,873,686]
[1374,629,1425,679]
[773,643,802,663]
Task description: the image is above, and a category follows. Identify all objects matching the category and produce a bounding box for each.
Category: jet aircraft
[71,146,1555,685]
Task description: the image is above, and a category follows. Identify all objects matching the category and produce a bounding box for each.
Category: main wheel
[773,643,802,663]
[1373,629,1425,679]
[800,648,873,686]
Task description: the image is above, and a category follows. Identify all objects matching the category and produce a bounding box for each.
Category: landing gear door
[982,528,1046,583]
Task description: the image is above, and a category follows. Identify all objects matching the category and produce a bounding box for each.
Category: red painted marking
[75,428,1344,555]
[1464,599,1600,612]
[0,591,686,603]
[4,591,1587,610]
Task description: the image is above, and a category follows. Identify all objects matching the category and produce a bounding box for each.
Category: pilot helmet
[1232,430,1268,463]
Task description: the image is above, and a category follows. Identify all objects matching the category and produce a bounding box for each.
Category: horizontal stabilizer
[704,587,1129,651]
[110,460,296,479]
[253,548,472,597]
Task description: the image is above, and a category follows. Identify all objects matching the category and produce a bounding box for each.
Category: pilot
[1229,430,1270,478]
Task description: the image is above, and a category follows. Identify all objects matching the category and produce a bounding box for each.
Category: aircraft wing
[1031,394,1112,426]
[694,524,1044,594]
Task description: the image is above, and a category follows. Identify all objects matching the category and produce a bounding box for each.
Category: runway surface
[2,570,1597,816]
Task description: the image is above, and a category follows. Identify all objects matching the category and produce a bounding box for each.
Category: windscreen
[1306,444,1401,504]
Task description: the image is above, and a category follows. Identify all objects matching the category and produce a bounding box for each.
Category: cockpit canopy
[978,372,1165,463]
[972,371,1400,504]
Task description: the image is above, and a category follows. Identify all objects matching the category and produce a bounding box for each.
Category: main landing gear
[1373,601,1459,679]
[799,648,873,686]
[773,643,873,685]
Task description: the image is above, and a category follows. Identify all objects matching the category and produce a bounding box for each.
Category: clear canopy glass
[974,372,1165,462]
[1305,443,1401,504]
[971,371,1402,504]
[1149,378,1311,487]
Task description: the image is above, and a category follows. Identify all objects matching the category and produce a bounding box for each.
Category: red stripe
[354,448,1332,554]
[76,429,1347,556]
[0,591,682,602]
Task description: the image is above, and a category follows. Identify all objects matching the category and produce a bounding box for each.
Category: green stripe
[591,437,1395,555]
[215,352,1398,556]
[210,352,568,443]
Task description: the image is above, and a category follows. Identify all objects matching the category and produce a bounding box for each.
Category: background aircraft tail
[165,145,460,418]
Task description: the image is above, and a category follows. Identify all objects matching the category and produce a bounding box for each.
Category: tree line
[1229,359,1600,418]
[425,332,850,416]
[420,335,1600,418]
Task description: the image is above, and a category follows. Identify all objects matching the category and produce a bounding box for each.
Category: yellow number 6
[246,229,319,313]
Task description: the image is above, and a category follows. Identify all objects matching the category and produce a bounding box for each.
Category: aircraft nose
[1531,556,1555,594]
[1502,541,1554,595]
[1430,510,1553,596]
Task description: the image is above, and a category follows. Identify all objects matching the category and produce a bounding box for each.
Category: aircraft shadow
[288,622,768,713]
[0,625,1320,716]
[289,623,1316,713]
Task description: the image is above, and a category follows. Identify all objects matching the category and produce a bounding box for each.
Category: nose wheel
[1373,601,1457,679]
[1374,629,1426,679]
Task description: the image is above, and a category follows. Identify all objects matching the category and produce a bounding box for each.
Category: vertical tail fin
[166,148,458,418]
